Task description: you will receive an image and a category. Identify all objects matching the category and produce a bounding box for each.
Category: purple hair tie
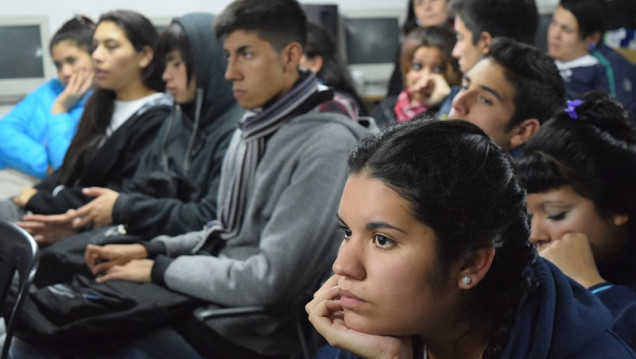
[565,99,584,119]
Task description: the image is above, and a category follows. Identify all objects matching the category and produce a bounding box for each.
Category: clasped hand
[84,243,152,283]
[16,187,119,243]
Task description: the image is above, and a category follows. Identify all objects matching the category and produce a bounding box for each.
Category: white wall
[0,0,557,114]
[0,0,412,113]
[3,0,413,36]
[4,0,558,42]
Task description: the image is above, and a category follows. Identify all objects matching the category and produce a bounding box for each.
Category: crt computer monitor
[0,16,52,103]
[340,9,403,98]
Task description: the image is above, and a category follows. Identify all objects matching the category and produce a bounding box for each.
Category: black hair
[559,0,608,38]
[304,22,366,115]
[451,0,538,45]
[213,0,307,51]
[60,10,164,186]
[401,26,461,86]
[157,21,194,86]
[49,15,95,54]
[517,91,636,237]
[485,37,566,128]
[349,119,536,359]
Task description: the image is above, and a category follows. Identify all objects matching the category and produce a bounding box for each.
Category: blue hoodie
[0,79,90,178]
[504,259,634,358]
[590,282,636,352]
[318,258,635,359]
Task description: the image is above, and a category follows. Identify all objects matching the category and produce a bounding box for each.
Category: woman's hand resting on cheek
[306,275,413,359]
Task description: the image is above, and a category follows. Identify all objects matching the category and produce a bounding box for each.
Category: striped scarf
[212,71,322,240]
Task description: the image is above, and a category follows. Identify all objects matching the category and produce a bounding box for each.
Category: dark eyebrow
[236,45,251,54]
[479,84,503,100]
[336,214,407,233]
[462,73,503,100]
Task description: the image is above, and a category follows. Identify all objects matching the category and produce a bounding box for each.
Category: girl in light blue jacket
[0,15,94,179]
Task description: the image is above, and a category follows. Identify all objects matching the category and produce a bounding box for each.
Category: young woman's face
[163,50,196,104]
[406,46,445,101]
[92,21,150,98]
[548,6,590,62]
[51,40,94,87]
[413,0,448,28]
[332,172,462,337]
[527,185,629,268]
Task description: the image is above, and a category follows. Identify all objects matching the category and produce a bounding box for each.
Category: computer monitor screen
[0,25,44,79]
[0,17,52,103]
[345,17,399,65]
[340,10,402,98]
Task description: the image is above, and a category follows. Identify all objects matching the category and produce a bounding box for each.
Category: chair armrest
[194,305,279,320]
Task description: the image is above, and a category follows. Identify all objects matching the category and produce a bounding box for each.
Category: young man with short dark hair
[437,0,541,118]
[449,37,566,154]
[451,0,539,73]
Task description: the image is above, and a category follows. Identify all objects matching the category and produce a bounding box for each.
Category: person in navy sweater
[518,91,636,352]
[306,119,635,359]
[548,0,616,102]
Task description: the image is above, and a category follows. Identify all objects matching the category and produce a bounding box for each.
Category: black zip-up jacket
[26,95,171,214]
[112,13,242,239]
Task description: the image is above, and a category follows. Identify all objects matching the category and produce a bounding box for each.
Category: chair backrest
[0,221,39,359]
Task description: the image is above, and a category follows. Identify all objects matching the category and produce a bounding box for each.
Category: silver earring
[462,276,472,285]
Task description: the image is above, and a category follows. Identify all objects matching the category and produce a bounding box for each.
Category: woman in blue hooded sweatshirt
[306,119,635,359]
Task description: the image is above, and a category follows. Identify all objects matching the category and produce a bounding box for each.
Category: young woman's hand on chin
[306,275,413,359]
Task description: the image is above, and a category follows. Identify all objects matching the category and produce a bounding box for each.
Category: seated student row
[8,1,368,358]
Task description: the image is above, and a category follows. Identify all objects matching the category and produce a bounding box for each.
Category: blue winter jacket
[0,79,90,178]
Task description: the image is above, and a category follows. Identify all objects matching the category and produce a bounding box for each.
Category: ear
[478,31,493,54]
[509,118,541,149]
[457,247,495,289]
[138,45,154,69]
[281,42,303,73]
[301,54,324,74]
[613,213,629,226]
